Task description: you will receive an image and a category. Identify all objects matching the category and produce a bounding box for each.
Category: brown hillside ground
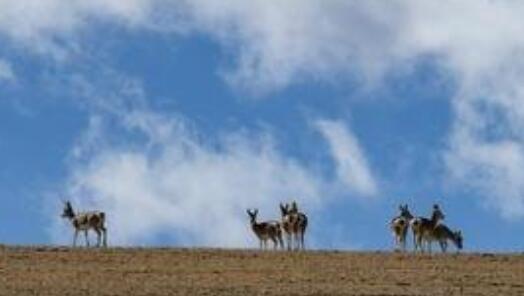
[1,245,523,295]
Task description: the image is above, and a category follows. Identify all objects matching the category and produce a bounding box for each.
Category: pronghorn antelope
[61,201,107,248]
[246,209,283,250]
[423,223,463,253]
[279,201,308,251]
[390,204,414,251]
[411,204,445,253]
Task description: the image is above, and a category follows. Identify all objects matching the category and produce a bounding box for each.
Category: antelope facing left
[61,200,108,248]
[247,209,283,250]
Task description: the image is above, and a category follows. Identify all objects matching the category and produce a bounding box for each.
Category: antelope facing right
[247,209,283,250]
[411,204,445,253]
[390,204,414,252]
[424,224,463,253]
[61,201,108,248]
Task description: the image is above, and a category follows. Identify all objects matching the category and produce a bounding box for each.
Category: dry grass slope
[1,245,524,295]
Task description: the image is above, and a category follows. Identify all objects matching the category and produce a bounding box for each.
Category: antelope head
[398,204,413,220]
[61,201,75,219]
[432,204,445,222]
[246,209,258,224]
[279,203,289,217]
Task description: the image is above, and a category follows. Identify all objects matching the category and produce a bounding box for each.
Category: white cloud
[48,68,383,246]
[446,131,524,219]
[0,0,156,40]
[174,1,403,93]
[51,107,326,246]
[3,1,524,92]
[0,59,15,82]
[4,1,524,219]
[177,1,524,219]
[0,0,170,59]
[315,119,378,197]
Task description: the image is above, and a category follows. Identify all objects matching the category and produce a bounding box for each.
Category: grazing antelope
[424,224,463,253]
[411,204,445,253]
[279,201,308,251]
[61,201,107,248]
[246,209,283,250]
[390,204,414,252]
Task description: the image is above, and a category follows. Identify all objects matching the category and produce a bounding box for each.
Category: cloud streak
[0,59,15,82]
[48,73,382,246]
[315,119,378,197]
[52,109,325,247]
[5,1,524,224]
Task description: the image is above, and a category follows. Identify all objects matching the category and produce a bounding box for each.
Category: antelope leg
[84,230,90,247]
[73,229,78,247]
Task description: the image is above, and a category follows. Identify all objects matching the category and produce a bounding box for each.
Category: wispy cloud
[0,59,15,82]
[446,132,524,219]
[180,1,524,219]
[51,108,325,246]
[3,1,519,90]
[47,72,376,246]
[5,1,524,221]
[0,1,157,41]
[3,1,524,93]
[315,119,378,197]
[47,70,390,247]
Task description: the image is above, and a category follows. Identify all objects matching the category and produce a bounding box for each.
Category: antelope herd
[390,204,463,253]
[247,201,309,251]
[60,200,462,254]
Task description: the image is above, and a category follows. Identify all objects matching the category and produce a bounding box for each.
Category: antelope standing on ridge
[411,204,445,253]
[61,201,108,247]
[423,224,463,253]
[279,201,308,251]
[390,204,414,252]
[247,209,283,250]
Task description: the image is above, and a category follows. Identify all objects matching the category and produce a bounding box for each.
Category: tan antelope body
[390,204,414,251]
[247,209,283,250]
[61,201,107,247]
[424,224,463,253]
[280,201,308,251]
[411,204,445,253]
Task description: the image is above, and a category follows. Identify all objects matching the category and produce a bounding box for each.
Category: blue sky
[1,1,524,252]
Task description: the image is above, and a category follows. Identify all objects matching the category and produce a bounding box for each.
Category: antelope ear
[246,209,251,216]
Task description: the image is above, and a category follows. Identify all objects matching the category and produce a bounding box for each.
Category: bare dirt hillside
[1,245,523,295]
